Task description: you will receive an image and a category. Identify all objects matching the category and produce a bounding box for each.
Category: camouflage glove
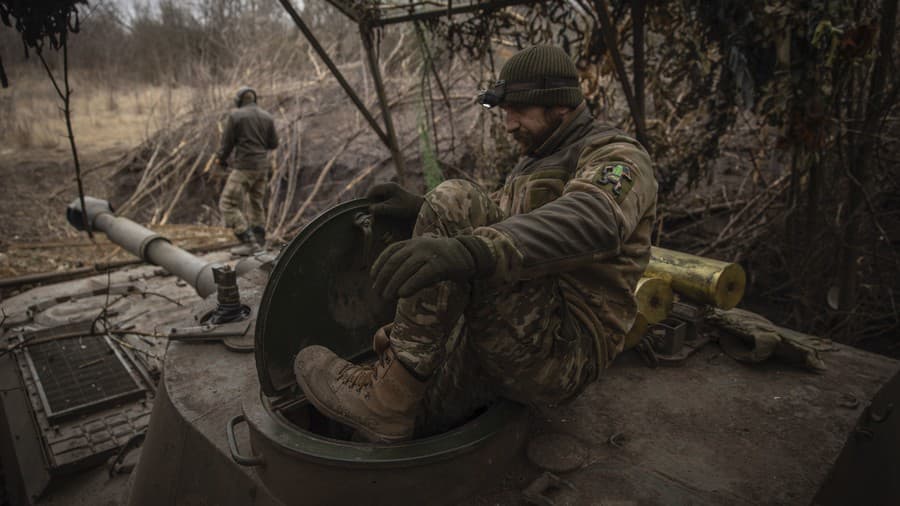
[366,182,424,220]
[371,236,495,299]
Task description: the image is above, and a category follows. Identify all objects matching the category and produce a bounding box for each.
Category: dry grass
[0,71,217,279]
[4,120,60,149]
[0,73,196,158]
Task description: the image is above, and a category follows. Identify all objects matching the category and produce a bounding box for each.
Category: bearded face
[502,105,568,154]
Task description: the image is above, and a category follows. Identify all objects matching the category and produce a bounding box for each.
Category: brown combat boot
[230,229,260,256]
[293,327,427,443]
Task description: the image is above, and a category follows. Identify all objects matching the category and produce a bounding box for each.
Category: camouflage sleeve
[474,137,657,282]
[217,115,237,161]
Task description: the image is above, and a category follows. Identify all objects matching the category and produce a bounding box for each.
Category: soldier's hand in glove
[371,235,495,299]
[366,182,424,220]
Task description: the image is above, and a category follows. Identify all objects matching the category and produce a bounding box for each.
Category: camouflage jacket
[473,103,658,368]
[217,104,279,171]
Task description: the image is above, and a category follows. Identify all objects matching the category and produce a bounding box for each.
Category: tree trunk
[592,0,648,147]
[632,0,647,140]
[837,0,897,310]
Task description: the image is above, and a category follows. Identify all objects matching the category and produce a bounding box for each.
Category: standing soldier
[216,86,279,255]
[295,45,658,442]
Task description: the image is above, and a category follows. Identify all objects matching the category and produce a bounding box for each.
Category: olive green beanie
[499,45,583,107]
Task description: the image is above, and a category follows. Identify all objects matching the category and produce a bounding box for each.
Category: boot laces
[336,363,376,392]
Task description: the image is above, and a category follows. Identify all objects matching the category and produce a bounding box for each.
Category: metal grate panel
[23,335,146,421]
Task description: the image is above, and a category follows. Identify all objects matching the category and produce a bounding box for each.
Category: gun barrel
[66,197,217,298]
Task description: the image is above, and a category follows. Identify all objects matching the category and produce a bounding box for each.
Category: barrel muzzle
[66,197,114,231]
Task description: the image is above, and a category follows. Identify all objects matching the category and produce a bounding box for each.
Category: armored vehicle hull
[5,281,894,505]
[0,199,897,505]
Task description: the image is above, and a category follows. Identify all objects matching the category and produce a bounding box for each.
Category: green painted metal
[254,199,414,396]
[243,389,526,467]
[248,197,530,501]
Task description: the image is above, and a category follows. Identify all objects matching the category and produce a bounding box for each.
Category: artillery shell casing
[645,246,746,310]
[635,277,674,324]
[623,312,649,350]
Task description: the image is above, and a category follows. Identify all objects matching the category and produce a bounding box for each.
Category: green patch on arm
[593,163,635,203]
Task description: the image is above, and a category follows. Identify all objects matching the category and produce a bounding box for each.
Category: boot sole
[295,373,410,444]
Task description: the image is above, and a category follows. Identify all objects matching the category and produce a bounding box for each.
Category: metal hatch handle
[226,415,264,467]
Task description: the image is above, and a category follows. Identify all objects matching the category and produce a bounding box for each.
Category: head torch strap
[478,77,580,108]
[504,77,580,92]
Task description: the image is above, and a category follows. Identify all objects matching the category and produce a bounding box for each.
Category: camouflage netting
[0,0,87,86]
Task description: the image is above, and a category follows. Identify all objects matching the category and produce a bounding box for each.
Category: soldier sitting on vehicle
[294,45,659,442]
[216,86,279,255]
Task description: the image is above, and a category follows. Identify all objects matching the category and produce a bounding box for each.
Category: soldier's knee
[219,190,238,211]
[420,179,497,234]
[426,179,481,204]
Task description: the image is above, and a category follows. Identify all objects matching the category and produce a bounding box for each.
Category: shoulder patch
[594,163,635,202]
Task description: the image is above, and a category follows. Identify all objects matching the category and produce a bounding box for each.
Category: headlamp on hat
[476,77,581,109]
[477,80,506,109]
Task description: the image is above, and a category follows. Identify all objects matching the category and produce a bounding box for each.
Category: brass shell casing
[645,246,746,310]
[635,277,674,324]
[623,312,649,350]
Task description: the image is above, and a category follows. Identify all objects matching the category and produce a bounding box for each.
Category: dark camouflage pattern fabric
[219,169,266,234]
[388,103,657,430]
[387,180,599,433]
[473,102,657,367]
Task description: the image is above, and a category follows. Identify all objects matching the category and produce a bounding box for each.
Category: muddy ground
[1,146,115,243]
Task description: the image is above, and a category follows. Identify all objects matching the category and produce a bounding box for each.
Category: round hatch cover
[255,199,414,396]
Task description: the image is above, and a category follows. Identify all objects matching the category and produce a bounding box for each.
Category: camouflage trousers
[219,169,266,234]
[388,180,599,434]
